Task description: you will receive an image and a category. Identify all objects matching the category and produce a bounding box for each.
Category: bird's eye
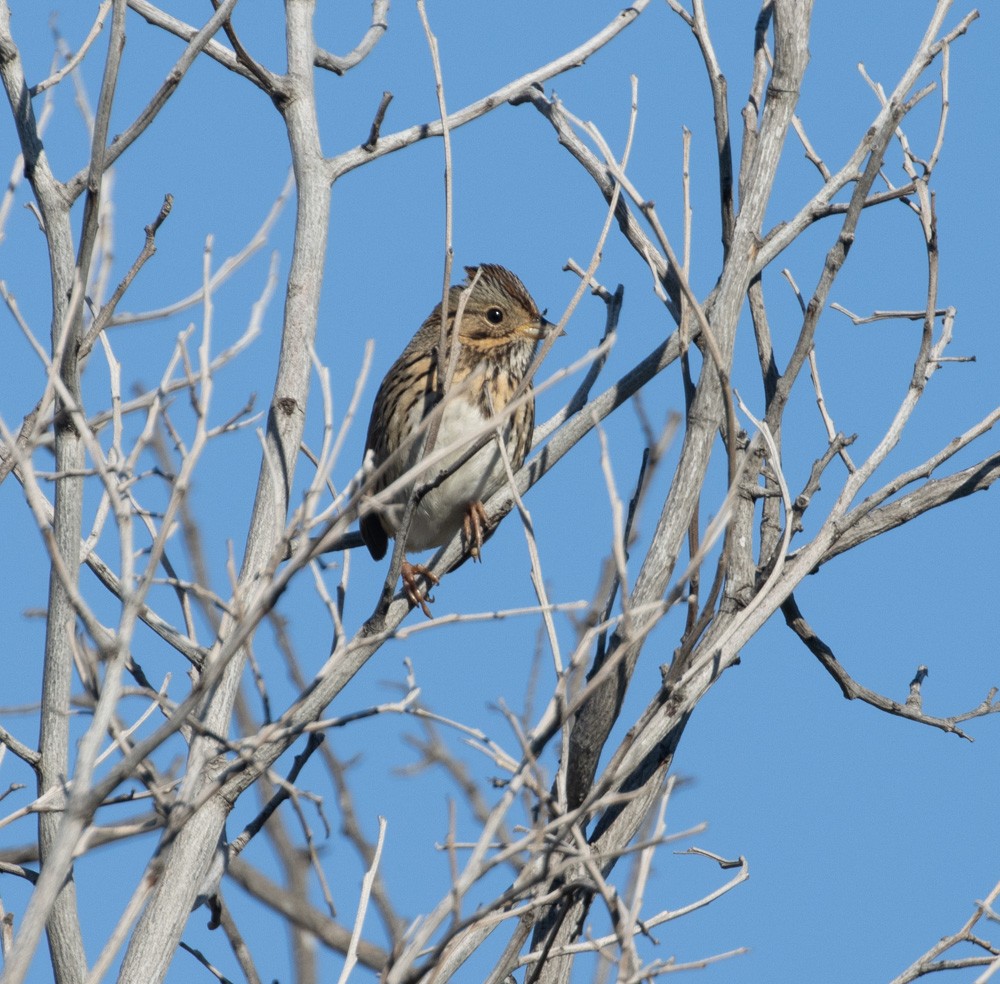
[486,307,505,325]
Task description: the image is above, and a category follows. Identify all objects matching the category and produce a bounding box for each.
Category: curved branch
[781,594,988,740]
[818,450,1000,565]
[328,1,652,179]
[753,8,979,278]
[65,0,247,202]
[315,0,389,75]
[126,0,262,83]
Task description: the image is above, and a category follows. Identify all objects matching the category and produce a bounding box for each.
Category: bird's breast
[405,384,518,551]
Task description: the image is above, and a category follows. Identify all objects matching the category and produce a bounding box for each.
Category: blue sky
[1,2,998,982]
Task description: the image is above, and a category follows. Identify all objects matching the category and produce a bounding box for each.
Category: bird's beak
[543,315,566,338]
[522,315,564,340]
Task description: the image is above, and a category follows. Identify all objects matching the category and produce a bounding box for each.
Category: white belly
[406,394,511,552]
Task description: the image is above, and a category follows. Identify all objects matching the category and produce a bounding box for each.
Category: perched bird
[360,264,553,615]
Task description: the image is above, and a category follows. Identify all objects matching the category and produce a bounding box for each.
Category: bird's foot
[401,560,440,618]
[463,501,489,561]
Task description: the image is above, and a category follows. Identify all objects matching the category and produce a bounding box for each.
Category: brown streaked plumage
[360,264,552,615]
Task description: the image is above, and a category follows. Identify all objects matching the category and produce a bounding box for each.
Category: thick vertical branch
[25,138,87,984]
[116,1,331,981]
[542,4,814,980]
[0,1,128,979]
[564,0,814,817]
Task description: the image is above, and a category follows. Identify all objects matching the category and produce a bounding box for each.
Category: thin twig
[335,817,387,984]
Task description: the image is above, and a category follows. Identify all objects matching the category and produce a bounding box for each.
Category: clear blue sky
[1,2,998,982]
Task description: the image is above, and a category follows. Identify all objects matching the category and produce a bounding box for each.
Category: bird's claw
[401,560,440,618]
[463,501,489,561]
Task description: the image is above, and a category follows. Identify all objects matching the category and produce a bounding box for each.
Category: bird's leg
[462,500,489,560]
[401,559,440,618]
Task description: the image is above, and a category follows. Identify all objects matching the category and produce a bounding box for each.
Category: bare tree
[0,1,997,982]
